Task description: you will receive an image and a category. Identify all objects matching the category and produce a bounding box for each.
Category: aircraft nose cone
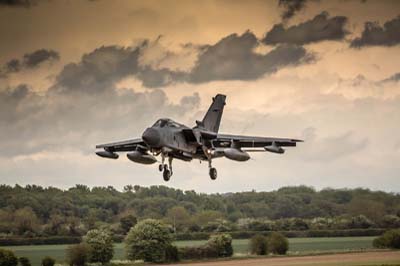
[142,128,160,146]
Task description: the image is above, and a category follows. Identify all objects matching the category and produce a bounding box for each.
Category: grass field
[4,236,376,265]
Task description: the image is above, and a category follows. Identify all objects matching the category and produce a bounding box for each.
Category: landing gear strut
[161,155,173,182]
[208,158,217,180]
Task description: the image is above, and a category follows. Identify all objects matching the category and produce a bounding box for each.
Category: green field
[3,237,375,266]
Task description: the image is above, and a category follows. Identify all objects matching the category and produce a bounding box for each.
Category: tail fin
[201,94,226,133]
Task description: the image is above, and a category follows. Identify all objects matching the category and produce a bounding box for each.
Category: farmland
[4,236,376,265]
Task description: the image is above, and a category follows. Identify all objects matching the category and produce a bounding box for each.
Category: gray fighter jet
[96,94,302,181]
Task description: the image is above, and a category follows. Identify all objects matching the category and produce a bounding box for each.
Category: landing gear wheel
[158,164,163,172]
[209,167,217,180]
[163,169,171,181]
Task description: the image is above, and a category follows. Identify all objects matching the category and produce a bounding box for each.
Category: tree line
[0,184,399,239]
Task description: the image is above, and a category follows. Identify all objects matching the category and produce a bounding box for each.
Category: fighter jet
[96,94,302,181]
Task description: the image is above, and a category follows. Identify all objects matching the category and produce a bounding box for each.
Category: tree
[120,214,137,234]
[41,256,55,266]
[373,229,400,249]
[19,257,31,266]
[125,219,173,262]
[0,249,18,266]
[267,232,289,254]
[66,243,90,266]
[84,229,114,264]
[166,206,190,232]
[207,234,233,257]
[13,207,39,235]
[193,210,223,227]
[249,234,268,255]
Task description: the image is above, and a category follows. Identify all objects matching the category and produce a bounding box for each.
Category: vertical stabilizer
[201,94,226,133]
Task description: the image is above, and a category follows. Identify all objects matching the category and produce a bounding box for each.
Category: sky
[0,0,399,193]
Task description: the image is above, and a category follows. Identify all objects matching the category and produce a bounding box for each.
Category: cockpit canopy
[152,118,181,128]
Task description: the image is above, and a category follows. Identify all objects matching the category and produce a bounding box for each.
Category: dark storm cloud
[278,0,307,20]
[54,42,187,91]
[262,12,348,45]
[54,45,141,93]
[380,72,400,83]
[136,66,187,88]
[189,31,314,83]
[23,49,60,68]
[54,32,315,89]
[5,59,21,73]
[0,0,35,7]
[351,16,400,48]
[1,49,59,77]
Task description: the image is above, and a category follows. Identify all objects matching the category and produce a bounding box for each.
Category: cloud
[351,16,400,48]
[52,33,315,90]
[381,72,400,83]
[262,12,348,45]
[22,49,60,68]
[188,31,314,83]
[0,82,201,157]
[0,0,36,7]
[301,128,368,162]
[278,0,308,21]
[1,49,60,77]
[54,45,141,93]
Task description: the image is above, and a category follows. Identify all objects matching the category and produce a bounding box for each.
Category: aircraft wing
[213,134,302,149]
[96,138,146,152]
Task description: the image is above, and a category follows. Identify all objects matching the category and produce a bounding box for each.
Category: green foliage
[41,256,55,266]
[178,234,233,259]
[165,245,179,262]
[125,219,173,262]
[267,232,289,254]
[0,236,81,246]
[119,214,137,234]
[1,184,400,239]
[373,229,400,249]
[178,245,218,260]
[66,243,90,266]
[249,234,268,255]
[0,249,18,266]
[18,257,31,266]
[84,229,114,263]
[207,234,233,257]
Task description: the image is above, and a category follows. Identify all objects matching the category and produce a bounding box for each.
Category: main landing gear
[159,154,173,182]
[208,158,217,180]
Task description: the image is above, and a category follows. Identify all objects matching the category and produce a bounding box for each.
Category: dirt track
[166,251,400,266]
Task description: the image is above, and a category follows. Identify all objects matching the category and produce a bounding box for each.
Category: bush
[66,243,90,266]
[41,256,55,266]
[267,232,288,255]
[178,234,233,260]
[373,229,400,249]
[0,236,81,246]
[84,229,114,264]
[0,249,18,266]
[165,245,179,262]
[125,219,173,262]
[178,245,218,260]
[207,234,233,257]
[249,234,268,255]
[18,257,31,266]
